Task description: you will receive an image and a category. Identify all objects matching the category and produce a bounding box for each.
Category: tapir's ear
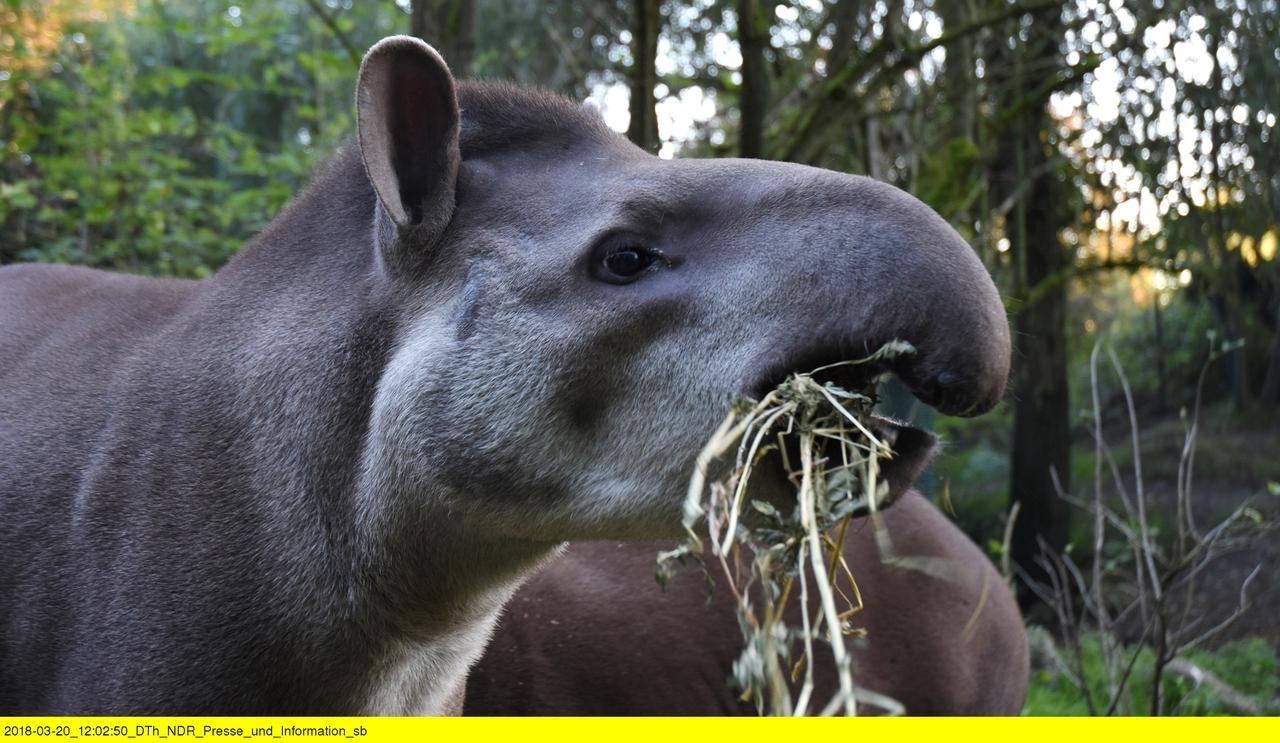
[356,36,460,240]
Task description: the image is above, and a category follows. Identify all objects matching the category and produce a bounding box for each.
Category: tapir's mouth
[740,410,937,515]
[744,349,895,403]
[740,353,940,508]
[744,341,989,417]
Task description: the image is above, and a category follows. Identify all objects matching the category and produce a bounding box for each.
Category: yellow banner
[2,717,1277,743]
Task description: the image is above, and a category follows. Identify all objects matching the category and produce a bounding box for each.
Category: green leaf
[1,181,37,210]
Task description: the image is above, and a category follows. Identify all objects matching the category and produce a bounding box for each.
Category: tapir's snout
[880,193,1011,418]
[897,358,1007,418]
[743,171,1011,419]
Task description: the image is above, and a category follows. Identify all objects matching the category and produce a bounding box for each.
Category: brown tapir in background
[465,493,1029,715]
[0,36,1019,713]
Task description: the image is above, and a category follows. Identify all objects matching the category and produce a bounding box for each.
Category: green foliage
[1025,633,1279,716]
[932,401,1014,547]
[0,1,397,276]
[1069,280,1275,421]
[0,0,639,276]
[469,0,628,98]
[917,136,982,233]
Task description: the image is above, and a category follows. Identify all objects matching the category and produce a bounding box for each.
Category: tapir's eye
[597,243,662,284]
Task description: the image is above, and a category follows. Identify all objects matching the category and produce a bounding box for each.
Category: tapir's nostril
[938,377,970,416]
[931,369,1006,417]
[914,369,993,418]
[935,370,963,389]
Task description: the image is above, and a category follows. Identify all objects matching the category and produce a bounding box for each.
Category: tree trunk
[824,0,861,76]
[940,0,976,146]
[736,0,769,158]
[997,7,1072,605]
[865,115,881,179]
[1206,27,1249,411]
[1009,189,1072,598]
[626,0,661,153]
[1260,300,1280,407]
[938,0,978,242]
[1154,293,1168,412]
[411,0,477,78]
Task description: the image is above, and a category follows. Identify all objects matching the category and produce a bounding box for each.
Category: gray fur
[0,37,1010,713]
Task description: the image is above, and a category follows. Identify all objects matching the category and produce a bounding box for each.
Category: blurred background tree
[2,0,1277,713]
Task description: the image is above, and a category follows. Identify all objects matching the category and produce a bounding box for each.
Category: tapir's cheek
[430,440,575,505]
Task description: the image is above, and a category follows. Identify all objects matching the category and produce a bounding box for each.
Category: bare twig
[301,0,361,67]
[1179,564,1261,652]
[1030,342,1268,715]
[1001,500,1021,585]
[1167,658,1263,715]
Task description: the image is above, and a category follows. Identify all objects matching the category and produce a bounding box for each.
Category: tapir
[0,36,1016,714]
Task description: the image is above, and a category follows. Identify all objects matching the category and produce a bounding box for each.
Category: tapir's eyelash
[647,248,683,270]
[626,245,674,268]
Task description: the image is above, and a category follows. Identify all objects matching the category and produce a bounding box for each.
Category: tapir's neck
[187,150,559,714]
[336,533,547,714]
[346,308,563,714]
[188,284,556,713]
[350,527,560,714]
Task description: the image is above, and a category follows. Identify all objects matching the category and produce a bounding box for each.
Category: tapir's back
[0,262,196,379]
[0,263,200,708]
[0,263,197,491]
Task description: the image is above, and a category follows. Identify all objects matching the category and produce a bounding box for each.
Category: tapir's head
[357,37,1009,541]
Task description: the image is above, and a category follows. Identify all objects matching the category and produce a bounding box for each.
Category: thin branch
[1180,564,1261,652]
[1001,500,1021,585]
[1019,257,1151,310]
[1108,346,1162,602]
[772,0,1066,162]
[1167,658,1263,715]
[302,0,362,67]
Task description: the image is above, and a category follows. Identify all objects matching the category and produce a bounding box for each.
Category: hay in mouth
[657,339,917,717]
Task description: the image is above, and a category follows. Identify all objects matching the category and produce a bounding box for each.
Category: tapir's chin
[563,508,691,542]
[865,416,939,504]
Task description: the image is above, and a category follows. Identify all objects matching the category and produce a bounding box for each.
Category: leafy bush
[1069,278,1274,422]
[932,401,1013,547]
[0,1,387,276]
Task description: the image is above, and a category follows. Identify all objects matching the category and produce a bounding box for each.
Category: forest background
[2,0,1277,715]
